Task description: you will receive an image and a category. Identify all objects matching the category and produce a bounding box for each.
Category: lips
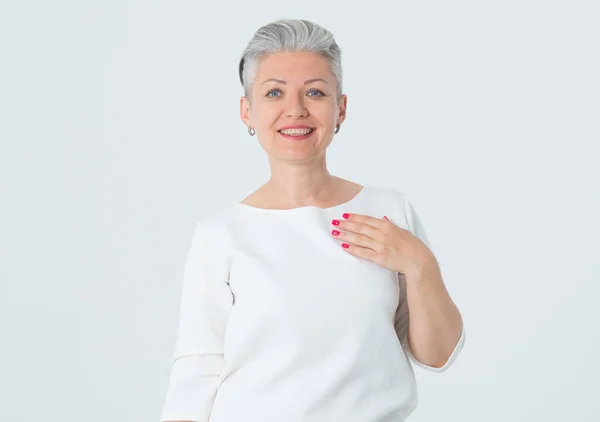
[278,126,314,133]
[277,125,314,131]
[278,128,315,135]
[277,127,315,140]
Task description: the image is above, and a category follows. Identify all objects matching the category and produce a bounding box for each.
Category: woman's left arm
[331,200,465,370]
[404,260,464,368]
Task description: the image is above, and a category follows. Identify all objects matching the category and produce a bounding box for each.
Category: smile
[278,128,315,136]
[277,128,315,141]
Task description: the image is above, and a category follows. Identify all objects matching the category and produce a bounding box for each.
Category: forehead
[255,51,333,83]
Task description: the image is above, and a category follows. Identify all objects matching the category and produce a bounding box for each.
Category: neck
[264,157,338,204]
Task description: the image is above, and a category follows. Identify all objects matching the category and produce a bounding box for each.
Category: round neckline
[234,185,369,213]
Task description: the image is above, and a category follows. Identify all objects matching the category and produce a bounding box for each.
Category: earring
[248,126,255,136]
[334,124,341,134]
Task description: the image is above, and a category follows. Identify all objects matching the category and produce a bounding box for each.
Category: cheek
[256,107,280,127]
[312,103,338,122]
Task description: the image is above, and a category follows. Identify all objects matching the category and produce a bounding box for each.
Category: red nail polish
[342,213,350,219]
[332,219,340,226]
[341,243,349,248]
[384,216,389,221]
[332,230,340,235]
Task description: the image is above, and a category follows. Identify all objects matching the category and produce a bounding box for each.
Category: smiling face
[240,51,347,163]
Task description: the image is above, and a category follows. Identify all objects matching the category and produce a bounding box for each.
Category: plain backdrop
[1,1,599,421]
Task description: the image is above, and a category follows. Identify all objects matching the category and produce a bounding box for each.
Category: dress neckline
[233,185,368,213]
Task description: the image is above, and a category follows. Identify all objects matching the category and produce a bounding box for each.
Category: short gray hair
[238,19,343,101]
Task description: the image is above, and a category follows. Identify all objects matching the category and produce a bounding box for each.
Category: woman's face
[240,51,347,163]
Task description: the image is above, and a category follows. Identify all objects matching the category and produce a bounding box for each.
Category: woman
[161,19,465,422]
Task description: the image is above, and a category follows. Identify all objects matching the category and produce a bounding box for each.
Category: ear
[240,96,252,127]
[337,94,348,126]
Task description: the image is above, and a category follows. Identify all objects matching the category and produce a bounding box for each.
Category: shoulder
[361,185,427,235]
[362,184,412,211]
[367,185,433,249]
[189,205,238,253]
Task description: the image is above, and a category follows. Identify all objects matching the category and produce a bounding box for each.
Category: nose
[284,93,308,118]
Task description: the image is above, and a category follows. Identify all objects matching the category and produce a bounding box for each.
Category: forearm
[405,262,463,368]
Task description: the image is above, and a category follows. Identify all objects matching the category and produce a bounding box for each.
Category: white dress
[161,185,466,422]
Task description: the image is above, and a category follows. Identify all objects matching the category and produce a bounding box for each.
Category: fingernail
[332,219,340,226]
[341,243,349,248]
[331,230,340,236]
[383,216,389,221]
[342,213,350,219]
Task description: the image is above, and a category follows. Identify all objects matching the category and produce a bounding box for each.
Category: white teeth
[279,128,313,136]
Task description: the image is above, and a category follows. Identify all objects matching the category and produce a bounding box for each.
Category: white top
[161,185,465,422]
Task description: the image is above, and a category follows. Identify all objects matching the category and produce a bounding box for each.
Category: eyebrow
[261,78,329,85]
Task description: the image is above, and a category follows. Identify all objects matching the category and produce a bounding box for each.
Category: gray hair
[238,19,343,102]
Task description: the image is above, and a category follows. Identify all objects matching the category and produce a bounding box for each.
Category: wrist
[406,259,441,285]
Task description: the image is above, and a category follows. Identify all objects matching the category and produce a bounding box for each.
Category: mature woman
[161,19,465,422]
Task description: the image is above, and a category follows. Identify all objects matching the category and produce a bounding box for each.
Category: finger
[332,228,380,251]
[334,219,384,242]
[341,213,386,229]
[341,243,381,264]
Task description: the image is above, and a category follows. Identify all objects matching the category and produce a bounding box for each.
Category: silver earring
[248,126,255,136]
[334,124,341,134]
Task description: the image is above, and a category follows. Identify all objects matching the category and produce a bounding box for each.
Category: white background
[1,1,599,421]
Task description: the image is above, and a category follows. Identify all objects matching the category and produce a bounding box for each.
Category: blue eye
[266,89,282,97]
[307,89,325,97]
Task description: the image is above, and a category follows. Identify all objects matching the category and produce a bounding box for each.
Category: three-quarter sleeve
[394,195,466,373]
[161,221,234,422]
